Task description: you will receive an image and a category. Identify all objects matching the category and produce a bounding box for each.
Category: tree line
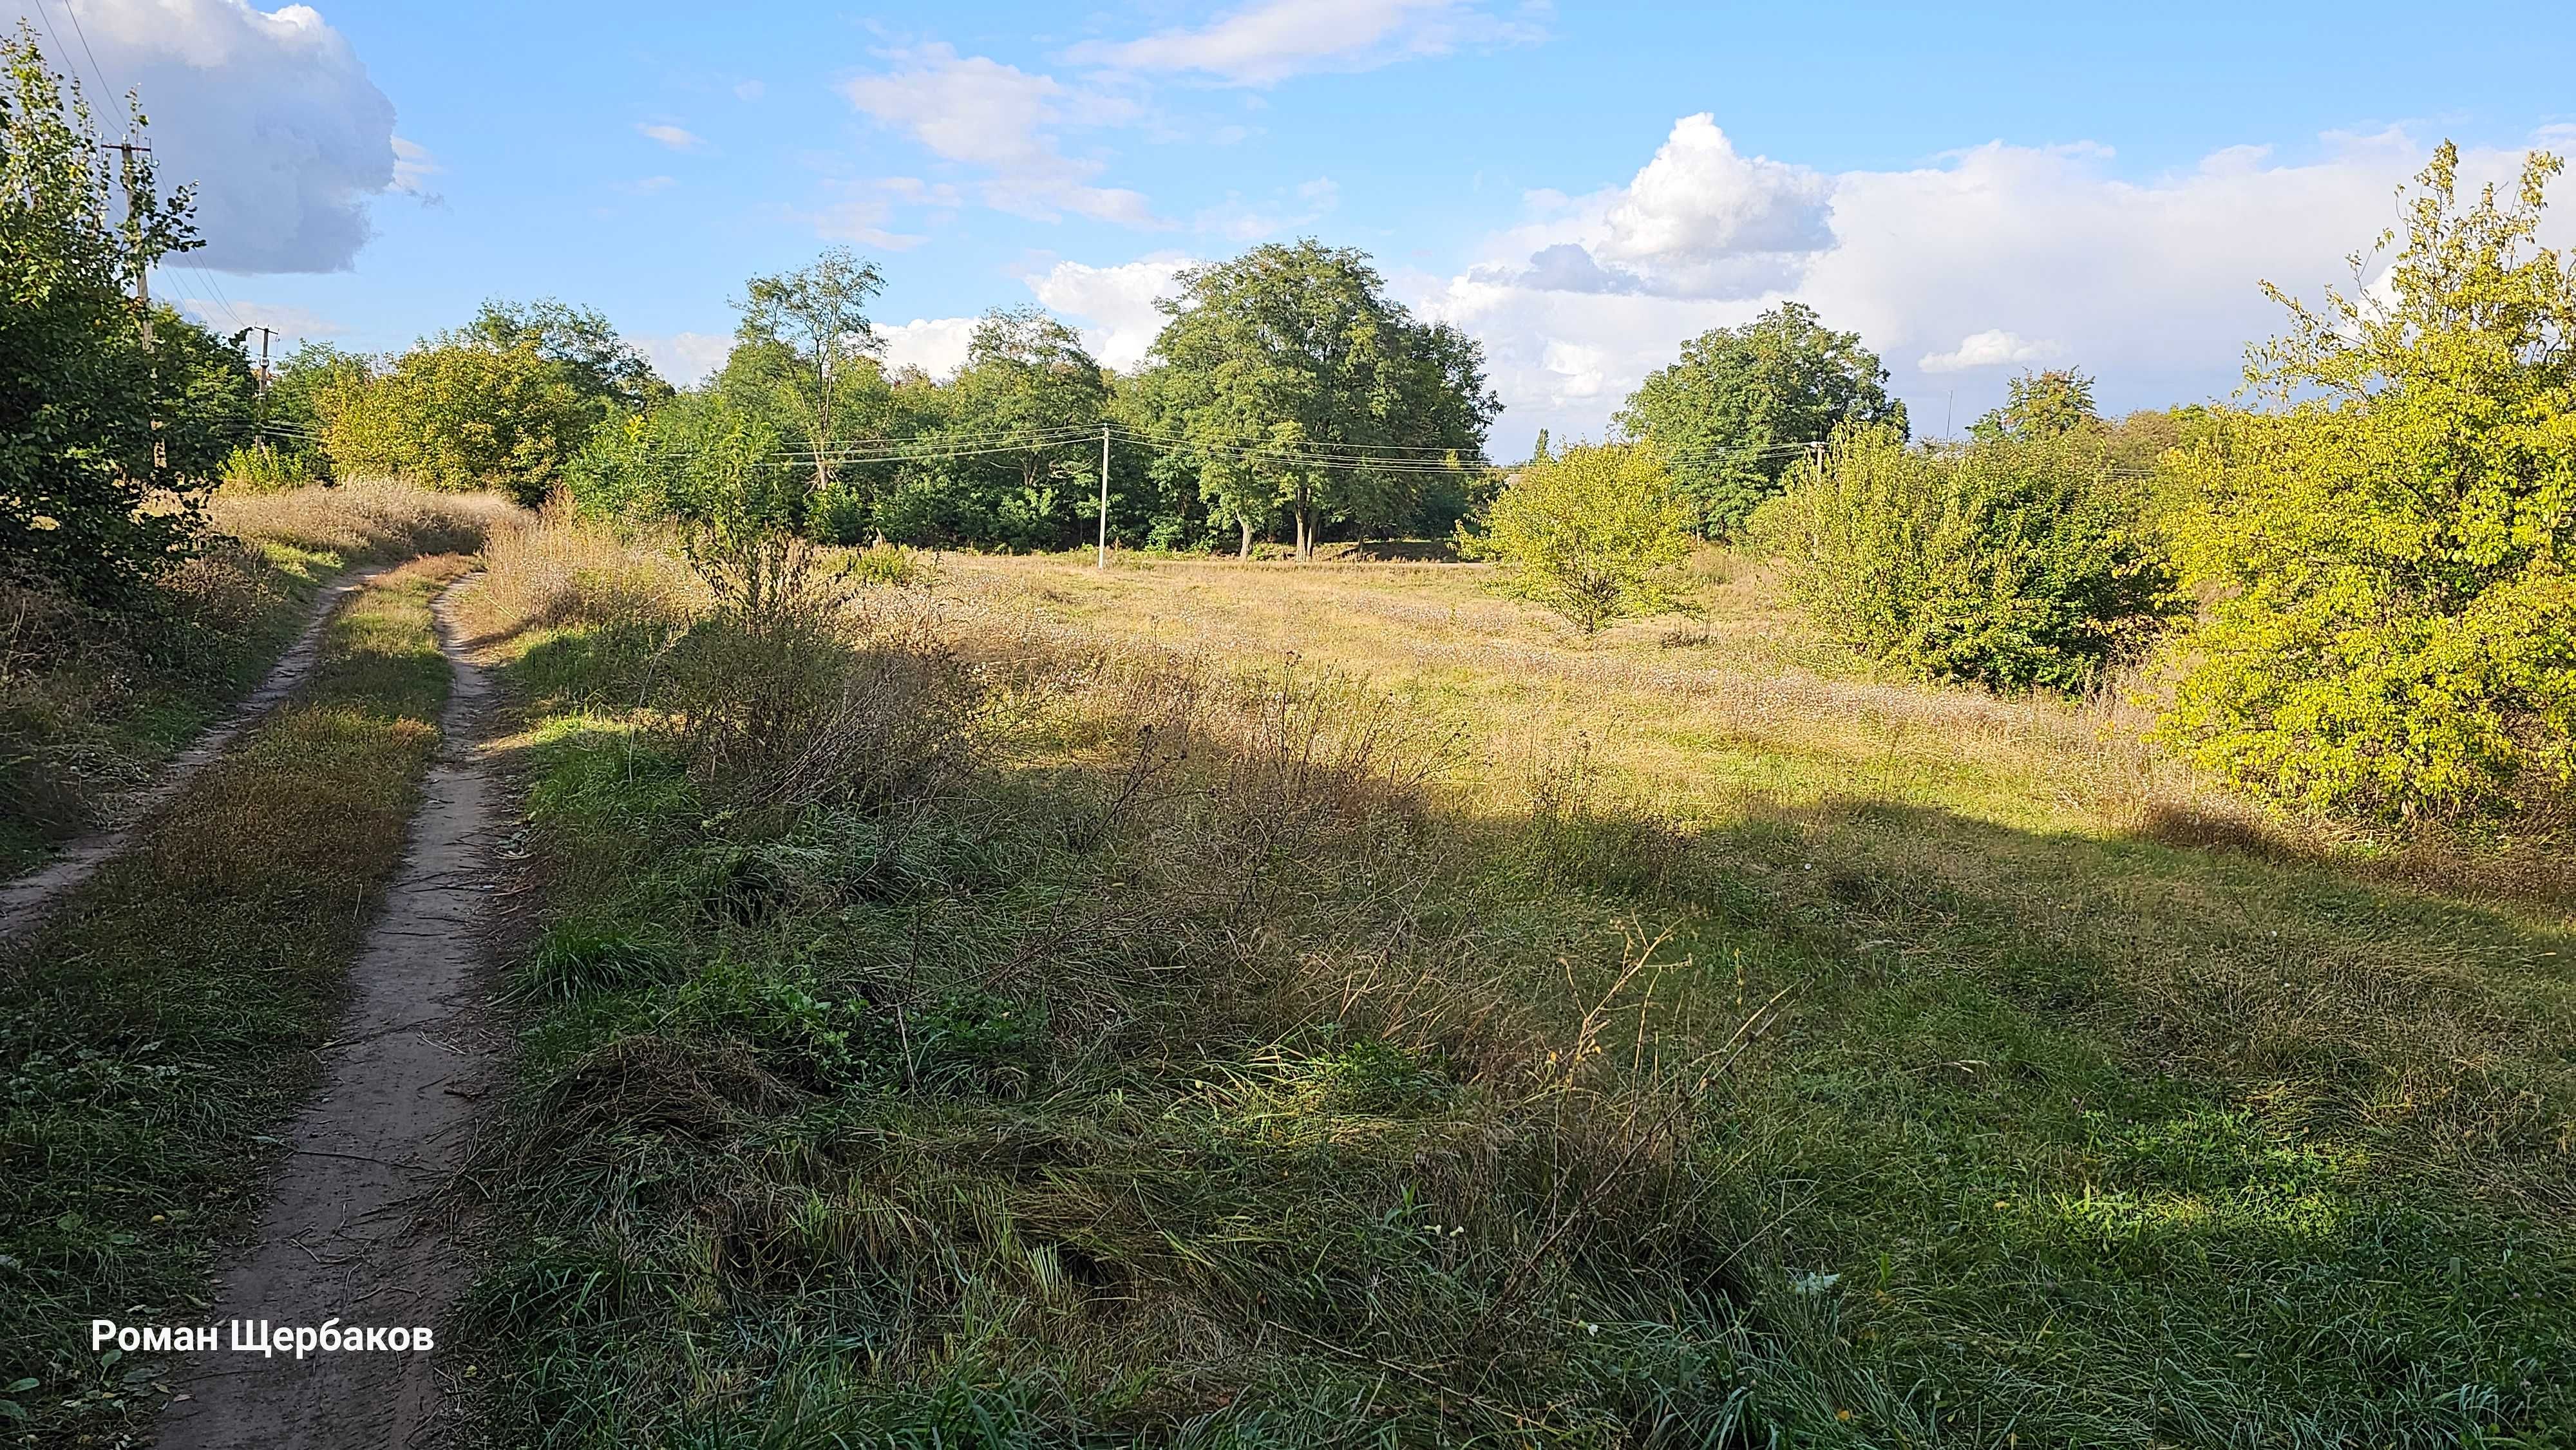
[252,241,1501,561]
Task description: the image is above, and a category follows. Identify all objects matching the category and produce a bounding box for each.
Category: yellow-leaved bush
[2157,143,2576,823]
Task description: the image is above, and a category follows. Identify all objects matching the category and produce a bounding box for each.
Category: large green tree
[734,247,887,501]
[1146,240,1497,558]
[1616,301,1906,538]
[1,25,205,603]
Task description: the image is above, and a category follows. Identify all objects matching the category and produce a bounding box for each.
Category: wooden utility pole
[105,140,162,473]
[1096,422,1110,570]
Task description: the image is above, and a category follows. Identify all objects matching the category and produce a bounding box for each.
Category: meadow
[450,523,2576,1447]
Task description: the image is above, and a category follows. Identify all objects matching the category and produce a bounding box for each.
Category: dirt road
[156,577,503,1450]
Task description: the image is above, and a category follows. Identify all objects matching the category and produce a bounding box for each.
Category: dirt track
[157,576,502,1450]
[0,567,395,945]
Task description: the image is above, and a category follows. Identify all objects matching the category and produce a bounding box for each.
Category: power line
[39,0,117,119]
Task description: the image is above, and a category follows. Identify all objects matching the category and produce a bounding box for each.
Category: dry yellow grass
[207,480,522,567]
[933,551,2243,838]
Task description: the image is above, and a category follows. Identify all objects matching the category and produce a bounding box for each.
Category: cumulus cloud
[1919,329,2063,373]
[1418,118,2570,453]
[1025,254,1195,369]
[876,254,1195,380]
[1466,117,1830,301]
[840,44,1157,227]
[636,122,708,153]
[629,331,733,387]
[10,0,402,273]
[1066,0,1540,84]
[878,316,980,379]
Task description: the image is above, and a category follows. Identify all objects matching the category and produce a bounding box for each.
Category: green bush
[1459,442,1696,634]
[218,442,327,493]
[1749,424,2181,693]
[2157,144,2576,824]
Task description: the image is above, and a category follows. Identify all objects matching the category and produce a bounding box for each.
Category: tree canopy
[1615,302,1907,539]
[1141,240,1498,558]
[2158,142,2576,821]
[1,24,216,602]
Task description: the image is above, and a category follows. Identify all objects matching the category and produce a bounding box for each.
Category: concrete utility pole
[254,326,274,437]
[104,140,162,473]
[1097,422,1111,570]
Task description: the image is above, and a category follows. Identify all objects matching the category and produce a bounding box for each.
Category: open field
[448,529,2576,1447]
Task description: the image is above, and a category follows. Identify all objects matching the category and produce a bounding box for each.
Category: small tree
[1463,443,1696,634]
[2158,142,2576,822]
[1971,368,2101,442]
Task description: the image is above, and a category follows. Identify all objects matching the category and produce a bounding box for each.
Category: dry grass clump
[207,479,520,565]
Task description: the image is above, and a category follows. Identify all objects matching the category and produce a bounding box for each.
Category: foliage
[0,26,208,604]
[1616,301,1908,539]
[567,393,815,612]
[1971,367,2101,442]
[1751,424,2183,693]
[1463,442,1696,633]
[1144,240,1497,558]
[734,247,887,501]
[875,307,1112,550]
[218,442,325,492]
[2158,142,2576,822]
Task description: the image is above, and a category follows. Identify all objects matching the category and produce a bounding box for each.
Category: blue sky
[19,0,2576,454]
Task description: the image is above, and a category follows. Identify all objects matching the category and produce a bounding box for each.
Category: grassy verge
[0,482,516,875]
[0,555,470,1444]
[457,525,2574,1447]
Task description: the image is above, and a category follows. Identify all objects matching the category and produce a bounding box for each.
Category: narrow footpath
[157,577,505,1450]
[0,566,390,945]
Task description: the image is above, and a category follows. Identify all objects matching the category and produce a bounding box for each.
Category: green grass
[0,557,466,1443]
[452,532,2576,1447]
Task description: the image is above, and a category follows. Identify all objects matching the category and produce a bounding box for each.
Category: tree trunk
[1238,515,1253,559]
[1294,485,1313,561]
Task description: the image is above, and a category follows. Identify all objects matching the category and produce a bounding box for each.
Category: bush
[1749,424,2180,693]
[219,442,328,493]
[1460,442,1696,634]
[2156,144,2576,824]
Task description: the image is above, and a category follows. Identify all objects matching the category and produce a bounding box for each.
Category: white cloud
[733,79,764,102]
[1423,118,2571,453]
[176,298,343,340]
[1918,329,2063,373]
[878,316,980,379]
[840,44,1157,227]
[1067,0,1540,84]
[1024,255,1195,369]
[629,331,733,387]
[637,122,708,153]
[10,0,401,272]
[616,174,677,196]
[388,136,439,200]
